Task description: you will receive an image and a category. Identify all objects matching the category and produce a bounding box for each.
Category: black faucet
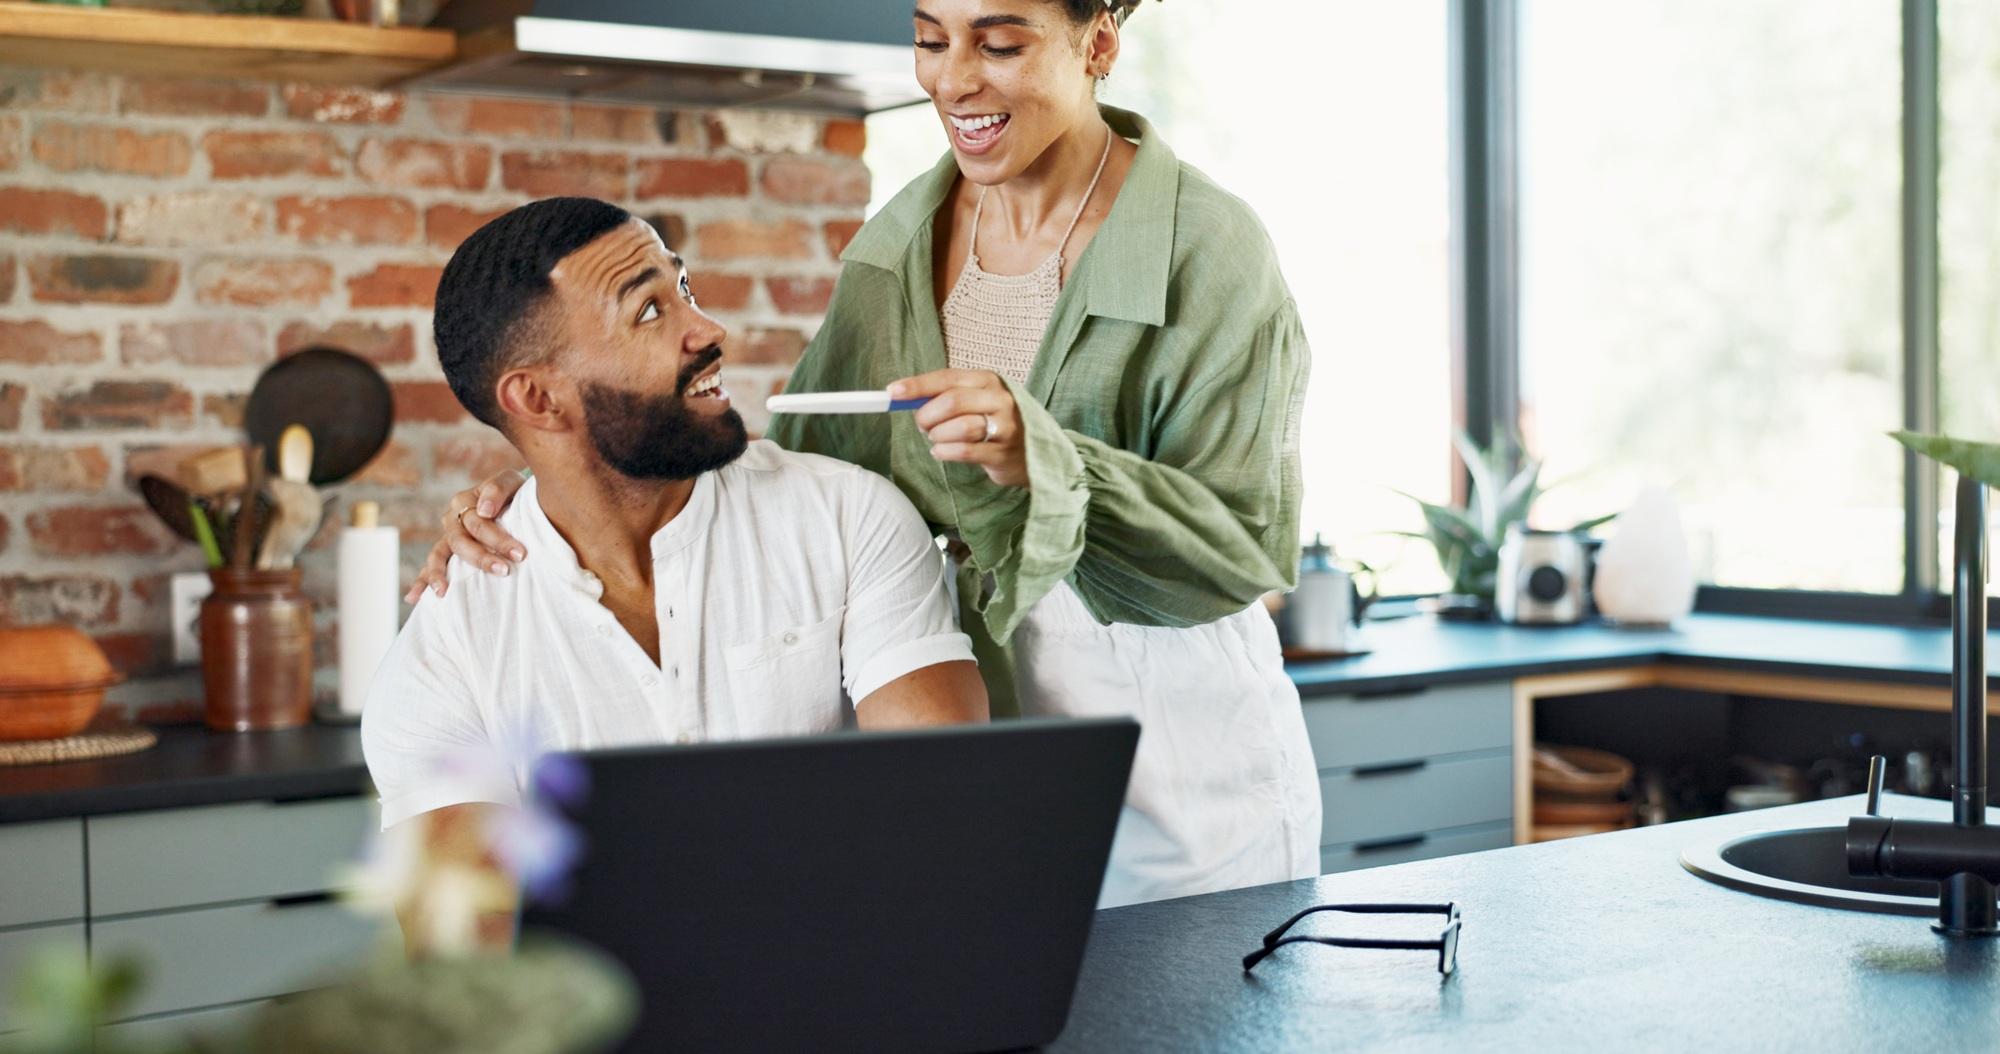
[1847,476,2000,937]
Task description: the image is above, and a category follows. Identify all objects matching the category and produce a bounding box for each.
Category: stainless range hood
[419,0,926,116]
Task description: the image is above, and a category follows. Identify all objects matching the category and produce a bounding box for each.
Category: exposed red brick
[0,445,112,491]
[392,381,467,424]
[635,158,749,199]
[202,392,247,429]
[194,257,335,308]
[26,254,179,305]
[31,123,192,177]
[354,139,492,191]
[0,252,13,302]
[124,78,269,117]
[433,436,524,483]
[647,214,688,253]
[761,157,870,206]
[823,119,867,158]
[0,574,120,627]
[120,319,269,368]
[351,440,422,487]
[28,505,178,557]
[281,84,405,125]
[696,219,815,261]
[116,192,266,246]
[824,219,864,259]
[766,276,835,316]
[124,443,222,485]
[278,320,414,366]
[346,263,443,309]
[0,513,8,554]
[734,328,809,366]
[0,320,101,365]
[42,381,195,431]
[0,70,116,114]
[276,195,418,246]
[424,203,509,252]
[204,130,341,180]
[0,384,23,431]
[572,104,665,144]
[499,150,628,198]
[689,273,755,312]
[0,187,109,239]
[134,700,205,725]
[0,115,20,171]
[430,96,568,139]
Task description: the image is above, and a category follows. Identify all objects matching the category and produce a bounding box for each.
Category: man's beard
[579,346,748,481]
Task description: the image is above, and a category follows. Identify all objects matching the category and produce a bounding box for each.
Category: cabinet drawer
[1319,821,1514,875]
[0,923,85,1034]
[1319,750,1513,847]
[0,820,84,927]
[98,999,267,1047]
[92,899,382,1021]
[88,797,375,916]
[1301,680,1512,771]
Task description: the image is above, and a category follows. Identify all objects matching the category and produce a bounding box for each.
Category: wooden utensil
[178,446,249,498]
[231,445,265,570]
[257,425,324,571]
[136,474,201,545]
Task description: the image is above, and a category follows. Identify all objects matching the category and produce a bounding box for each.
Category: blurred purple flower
[492,805,584,906]
[532,753,591,808]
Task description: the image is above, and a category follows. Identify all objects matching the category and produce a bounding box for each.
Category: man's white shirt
[361,441,974,829]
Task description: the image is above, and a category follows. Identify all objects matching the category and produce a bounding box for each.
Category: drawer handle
[269,891,337,910]
[1354,833,1429,855]
[1351,686,1429,702]
[1352,759,1429,779]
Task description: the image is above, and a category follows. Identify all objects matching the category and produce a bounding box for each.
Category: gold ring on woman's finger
[455,507,473,529]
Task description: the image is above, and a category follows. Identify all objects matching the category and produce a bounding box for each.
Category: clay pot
[0,625,121,742]
[200,568,314,732]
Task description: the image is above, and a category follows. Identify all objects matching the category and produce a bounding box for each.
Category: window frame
[1447,0,1957,624]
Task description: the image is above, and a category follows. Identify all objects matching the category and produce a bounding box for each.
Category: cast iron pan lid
[244,346,394,486]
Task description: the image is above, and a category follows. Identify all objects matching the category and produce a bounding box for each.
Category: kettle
[1279,535,1371,655]
[1496,525,1588,625]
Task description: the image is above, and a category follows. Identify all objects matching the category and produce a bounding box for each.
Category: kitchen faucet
[1847,476,2000,937]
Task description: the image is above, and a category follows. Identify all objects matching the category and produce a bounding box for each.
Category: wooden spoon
[257,425,324,571]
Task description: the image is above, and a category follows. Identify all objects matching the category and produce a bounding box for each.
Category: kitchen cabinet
[0,794,388,1037]
[1301,679,1516,873]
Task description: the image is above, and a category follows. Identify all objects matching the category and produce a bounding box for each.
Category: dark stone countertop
[1055,793,1998,1051]
[1287,611,1982,696]
[0,721,366,824]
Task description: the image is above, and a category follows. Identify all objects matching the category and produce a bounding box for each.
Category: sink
[1681,825,1941,916]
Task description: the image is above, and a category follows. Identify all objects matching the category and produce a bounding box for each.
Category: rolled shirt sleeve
[837,467,977,703]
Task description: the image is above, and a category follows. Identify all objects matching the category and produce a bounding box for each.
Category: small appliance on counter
[1277,535,1371,657]
[1496,525,1588,625]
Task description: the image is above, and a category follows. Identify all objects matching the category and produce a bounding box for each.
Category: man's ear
[495,365,572,434]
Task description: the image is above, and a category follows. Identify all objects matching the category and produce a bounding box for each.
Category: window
[1939,0,2000,585]
[867,3,1455,595]
[1517,0,1905,595]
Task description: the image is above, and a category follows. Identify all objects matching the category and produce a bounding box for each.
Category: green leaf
[1892,431,2000,489]
[1450,430,1501,538]
[1495,457,1543,535]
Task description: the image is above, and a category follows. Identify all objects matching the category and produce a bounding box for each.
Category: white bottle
[337,501,400,719]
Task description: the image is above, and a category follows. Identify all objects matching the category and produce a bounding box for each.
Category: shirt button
[670,664,681,678]
[782,631,799,646]
[667,606,675,618]
[596,624,612,637]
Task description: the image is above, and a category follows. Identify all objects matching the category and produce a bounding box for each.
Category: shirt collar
[516,471,719,597]
[843,104,1178,327]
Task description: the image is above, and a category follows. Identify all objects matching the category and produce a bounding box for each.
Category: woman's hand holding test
[894,369,1030,489]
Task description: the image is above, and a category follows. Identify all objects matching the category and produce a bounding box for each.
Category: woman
[415,0,1320,907]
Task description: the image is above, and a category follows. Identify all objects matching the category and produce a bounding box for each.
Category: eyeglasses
[1241,902,1461,977]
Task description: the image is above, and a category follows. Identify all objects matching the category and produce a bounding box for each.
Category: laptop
[521,717,1140,1053]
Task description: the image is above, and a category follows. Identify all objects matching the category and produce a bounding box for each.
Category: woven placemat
[0,726,157,766]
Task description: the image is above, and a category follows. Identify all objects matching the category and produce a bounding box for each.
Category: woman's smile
[949,112,1013,154]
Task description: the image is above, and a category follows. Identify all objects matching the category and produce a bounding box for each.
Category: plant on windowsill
[1393,430,1614,618]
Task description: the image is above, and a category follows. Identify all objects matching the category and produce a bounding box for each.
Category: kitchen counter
[0,722,366,823]
[1287,611,1983,696]
[0,612,1985,825]
[1055,792,1997,1051]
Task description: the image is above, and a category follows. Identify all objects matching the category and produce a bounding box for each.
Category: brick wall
[0,65,869,721]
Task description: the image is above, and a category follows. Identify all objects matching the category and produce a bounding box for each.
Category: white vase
[1591,486,1697,626]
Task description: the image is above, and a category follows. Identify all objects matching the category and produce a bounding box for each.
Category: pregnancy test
[766,390,932,414]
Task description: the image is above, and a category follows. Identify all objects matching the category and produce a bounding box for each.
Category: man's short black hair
[433,196,635,429]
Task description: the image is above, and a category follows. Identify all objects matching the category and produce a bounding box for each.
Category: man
[363,197,988,951]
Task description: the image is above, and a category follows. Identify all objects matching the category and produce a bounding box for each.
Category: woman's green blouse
[769,107,1309,663]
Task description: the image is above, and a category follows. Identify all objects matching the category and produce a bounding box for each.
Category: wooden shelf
[0,2,455,88]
